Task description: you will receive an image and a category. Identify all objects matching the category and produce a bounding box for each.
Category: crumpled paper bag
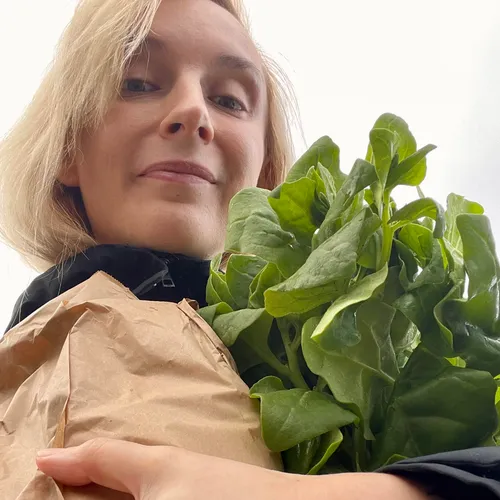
[0,272,282,499]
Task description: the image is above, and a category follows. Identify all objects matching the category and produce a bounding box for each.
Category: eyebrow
[137,34,265,85]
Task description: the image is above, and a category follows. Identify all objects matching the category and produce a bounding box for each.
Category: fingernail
[37,448,67,459]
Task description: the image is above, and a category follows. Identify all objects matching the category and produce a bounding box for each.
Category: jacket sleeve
[378,447,500,500]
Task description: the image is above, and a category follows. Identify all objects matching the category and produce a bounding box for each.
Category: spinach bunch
[199,113,500,475]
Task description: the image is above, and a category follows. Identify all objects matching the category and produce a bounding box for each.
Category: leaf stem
[378,191,394,269]
[314,376,328,392]
[354,425,367,472]
[247,342,288,376]
[278,320,310,390]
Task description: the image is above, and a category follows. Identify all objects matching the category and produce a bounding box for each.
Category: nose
[158,79,215,145]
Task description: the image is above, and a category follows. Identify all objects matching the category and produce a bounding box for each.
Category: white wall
[1,0,499,331]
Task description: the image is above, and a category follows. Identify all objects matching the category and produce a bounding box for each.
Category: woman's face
[62,0,268,258]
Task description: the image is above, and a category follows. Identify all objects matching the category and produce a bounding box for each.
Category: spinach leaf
[439,214,500,373]
[197,302,233,325]
[302,300,398,439]
[249,263,283,309]
[225,254,267,309]
[315,159,377,245]
[372,346,497,469]
[457,214,500,334]
[390,198,445,239]
[398,223,433,265]
[265,209,380,317]
[268,177,318,245]
[442,302,500,376]
[316,163,337,203]
[398,239,447,292]
[213,308,273,347]
[249,376,357,452]
[393,282,454,357]
[386,144,436,190]
[286,136,342,187]
[390,310,420,369]
[307,429,344,475]
[366,113,417,165]
[225,188,308,277]
[445,194,484,253]
[358,227,384,270]
[282,437,321,474]
[207,257,237,309]
[368,128,399,187]
[312,265,388,340]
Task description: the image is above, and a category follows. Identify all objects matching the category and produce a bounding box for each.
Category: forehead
[147,0,263,71]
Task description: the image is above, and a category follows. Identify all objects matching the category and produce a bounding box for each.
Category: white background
[1,0,499,332]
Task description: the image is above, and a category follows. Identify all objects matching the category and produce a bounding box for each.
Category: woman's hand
[36,438,432,500]
[36,438,304,500]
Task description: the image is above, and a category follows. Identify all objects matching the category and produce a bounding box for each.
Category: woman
[0,0,499,498]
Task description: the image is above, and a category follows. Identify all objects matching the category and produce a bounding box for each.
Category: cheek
[221,126,266,200]
[75,126,132,224]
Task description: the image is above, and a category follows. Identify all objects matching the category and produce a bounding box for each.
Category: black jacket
[6,244,500,499]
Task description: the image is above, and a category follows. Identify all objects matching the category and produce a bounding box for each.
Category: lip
[140,161,216,185]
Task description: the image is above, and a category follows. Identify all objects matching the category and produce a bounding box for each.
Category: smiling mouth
[140,161,216,185]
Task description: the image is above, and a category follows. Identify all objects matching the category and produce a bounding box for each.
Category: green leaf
[381,266,406,305]
[443,195,484,284]
[398,240,447,292]
[398,223,433,265]
[307,429,344,475]
[286,136,342,187]
[208,257,237,309]
[395,240,419,288]
[386,144,436,190]
[312,265,388,340]
[440,214,500,370]
[366,113,417,165]
[393,283,454,357]
[390,310,420,369]
[268,177,318,245]
[369,128,399,186]
[317,163,337,203]
[206,277,222,306]
[282,437,321,474]
[248,263,283,309]
[212,308,273,347]
[457,214,500,334]
[390,198,445,239]
[441,300,500,376]
[302,300,399,440]
[445,194,484,252]
[197,302,233,325]
[357,227,383,270]
[249,376,357,452]
[225,254,267,309]
[265,209,380,317]
[225,188,308,278]
[372,346,498,468]
[315,159,377,245]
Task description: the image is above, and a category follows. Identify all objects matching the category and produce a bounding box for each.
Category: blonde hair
[0,0,298,271]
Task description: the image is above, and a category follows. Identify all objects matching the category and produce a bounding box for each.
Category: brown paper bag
[0,272,282,499]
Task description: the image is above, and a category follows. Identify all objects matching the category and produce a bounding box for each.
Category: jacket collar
[6,244,210,332]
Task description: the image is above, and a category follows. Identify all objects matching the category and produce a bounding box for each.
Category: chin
[130,220,222,260]
[94,204,224,259]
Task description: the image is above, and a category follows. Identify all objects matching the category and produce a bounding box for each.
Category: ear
[58,161,80,188]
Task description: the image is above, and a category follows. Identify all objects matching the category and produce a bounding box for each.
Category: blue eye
[121,79,158,93]
[212,95,245,112]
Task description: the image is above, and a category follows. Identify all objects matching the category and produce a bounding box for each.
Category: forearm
[296,472,436,500]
